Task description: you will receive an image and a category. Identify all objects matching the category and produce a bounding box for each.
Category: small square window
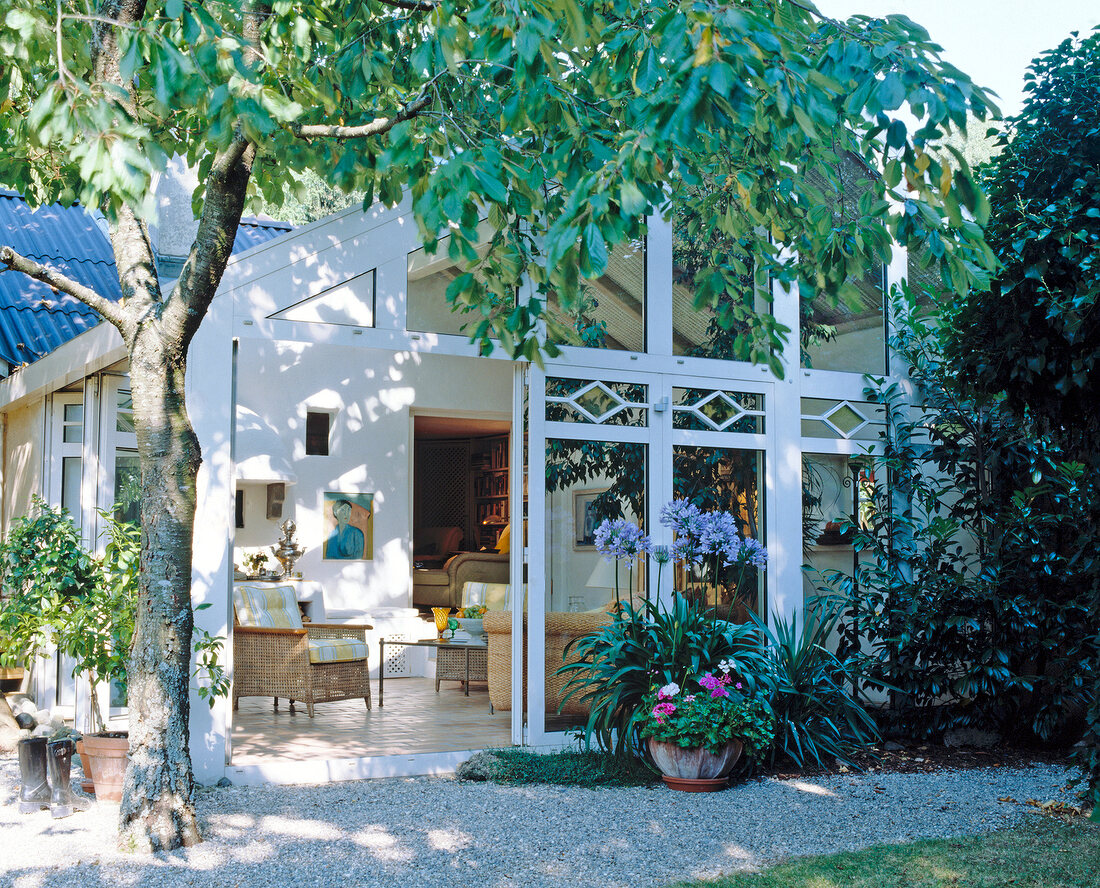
[306,411,330,456]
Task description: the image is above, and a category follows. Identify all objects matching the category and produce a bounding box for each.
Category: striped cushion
[233,584,303,629]
[308,636,368,664]
[462,581,510,612]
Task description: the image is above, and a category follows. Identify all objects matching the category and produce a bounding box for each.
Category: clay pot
[74,739,95,794]
[81,732,128,803]
[647,738,743,791]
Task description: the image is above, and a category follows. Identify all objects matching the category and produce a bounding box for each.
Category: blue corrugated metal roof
[234,217,293,252]
[0,189,291,370]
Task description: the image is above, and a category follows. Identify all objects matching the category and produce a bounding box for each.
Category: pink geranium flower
[698,672,721,691]
[651,700,678,724]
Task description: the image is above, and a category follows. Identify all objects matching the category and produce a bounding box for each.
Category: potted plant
[0,499,228,802]
[73,512,140,802]
[639,663,775,791]
[558,499,774,758]
[0,499,138,800]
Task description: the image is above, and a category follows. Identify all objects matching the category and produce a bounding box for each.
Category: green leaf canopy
[1,0,998,368]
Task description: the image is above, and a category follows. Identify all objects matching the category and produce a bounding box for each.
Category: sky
[814,0,1100,118]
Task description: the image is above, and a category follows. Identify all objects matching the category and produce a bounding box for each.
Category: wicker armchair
[232,584,373,717]
[483,611,611,716]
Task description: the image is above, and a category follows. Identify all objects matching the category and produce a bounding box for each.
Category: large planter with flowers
[556,499,774,766]
[640,669,775,792]
[647,739,744,790]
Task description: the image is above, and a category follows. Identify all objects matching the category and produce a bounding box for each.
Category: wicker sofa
[412,551,509,610]
[483,611,611,716]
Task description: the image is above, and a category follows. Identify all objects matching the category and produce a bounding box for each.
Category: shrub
[0,498,127,730]
[754,609,880,769]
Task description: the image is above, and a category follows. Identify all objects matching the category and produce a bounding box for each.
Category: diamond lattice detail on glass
[570,381,631,424]
[823,402,869,437]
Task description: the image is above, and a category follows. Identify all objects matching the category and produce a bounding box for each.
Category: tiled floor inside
[231,676,512,763]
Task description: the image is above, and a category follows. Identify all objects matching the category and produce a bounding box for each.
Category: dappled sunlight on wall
[233,337,512,612]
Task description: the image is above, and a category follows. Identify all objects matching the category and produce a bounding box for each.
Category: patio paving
[232,676,511,762]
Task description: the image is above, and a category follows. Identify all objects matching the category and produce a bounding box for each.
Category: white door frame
[524,360,778,747]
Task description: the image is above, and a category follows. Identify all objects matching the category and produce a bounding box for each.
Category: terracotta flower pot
[81,732,129,803]
[74,739,95,794]
[648,738,743,791]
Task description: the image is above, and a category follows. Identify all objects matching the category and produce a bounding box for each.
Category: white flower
[717,659,732,674]
[657,682,680,699]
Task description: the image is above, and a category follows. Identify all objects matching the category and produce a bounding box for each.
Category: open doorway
[411,415,512,615]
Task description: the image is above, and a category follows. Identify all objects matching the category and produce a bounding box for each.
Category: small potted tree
[0,498,137,800]
[1,498,228,802]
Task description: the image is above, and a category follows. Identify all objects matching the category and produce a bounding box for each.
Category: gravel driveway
[0,754,1076,888]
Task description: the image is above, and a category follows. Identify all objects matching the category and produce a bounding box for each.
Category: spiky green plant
[558,593,772,757]
[754,609,880,769]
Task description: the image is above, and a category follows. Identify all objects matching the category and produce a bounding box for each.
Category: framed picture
[322,491,374,560]
[573,488,608,549]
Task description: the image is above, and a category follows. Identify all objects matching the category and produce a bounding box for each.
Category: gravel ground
[0,754,1078,888]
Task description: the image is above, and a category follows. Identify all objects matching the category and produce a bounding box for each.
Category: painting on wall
[573,488,608,550]
[322,492,374,560]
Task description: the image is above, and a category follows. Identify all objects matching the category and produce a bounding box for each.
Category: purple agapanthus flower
[659,499,702,535]
[739,537,768,569]
[657,499,768,571]
[697,511,743,564]
[594,519,651,561]
[670,534,702,566]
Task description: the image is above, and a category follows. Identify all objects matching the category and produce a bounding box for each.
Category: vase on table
[432,607,451,638]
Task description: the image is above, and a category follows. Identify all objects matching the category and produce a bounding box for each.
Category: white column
[645,214,673,356]
[185,292,236,784]
[768,272,805,629]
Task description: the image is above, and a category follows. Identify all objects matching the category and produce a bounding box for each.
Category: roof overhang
[0,320,125,411]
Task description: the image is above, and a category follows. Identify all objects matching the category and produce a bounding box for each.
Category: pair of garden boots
[17,736,75,818]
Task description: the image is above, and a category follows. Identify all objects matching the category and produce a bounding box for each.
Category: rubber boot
[17,737,50,814]
[46,738,74,819]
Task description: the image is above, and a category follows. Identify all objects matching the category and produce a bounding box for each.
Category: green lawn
[670,818,1100,888]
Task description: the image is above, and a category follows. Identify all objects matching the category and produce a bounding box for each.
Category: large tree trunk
[118,330,202,851]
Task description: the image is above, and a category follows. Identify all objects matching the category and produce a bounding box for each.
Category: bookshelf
[471,434,509,549]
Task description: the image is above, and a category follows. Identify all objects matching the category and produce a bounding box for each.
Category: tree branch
[0,245,129,331]
[294,93,432,140]
[162,1,266,346]
[375,0,436,11]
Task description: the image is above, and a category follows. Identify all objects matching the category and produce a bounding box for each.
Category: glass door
[667,379,772,622]
[527,367,657,744]
[525,363,774,745]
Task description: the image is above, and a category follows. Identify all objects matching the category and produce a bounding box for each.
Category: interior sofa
[412,551,509,610]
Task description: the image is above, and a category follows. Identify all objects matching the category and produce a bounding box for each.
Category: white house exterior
[0,189,905,785]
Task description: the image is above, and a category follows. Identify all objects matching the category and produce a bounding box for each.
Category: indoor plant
[639,663,774,790]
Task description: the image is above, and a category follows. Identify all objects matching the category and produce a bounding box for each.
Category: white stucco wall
[233,338,513,614]
[1,399,44,536]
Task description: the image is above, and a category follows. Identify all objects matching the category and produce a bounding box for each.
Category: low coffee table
[378,638,488,707]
